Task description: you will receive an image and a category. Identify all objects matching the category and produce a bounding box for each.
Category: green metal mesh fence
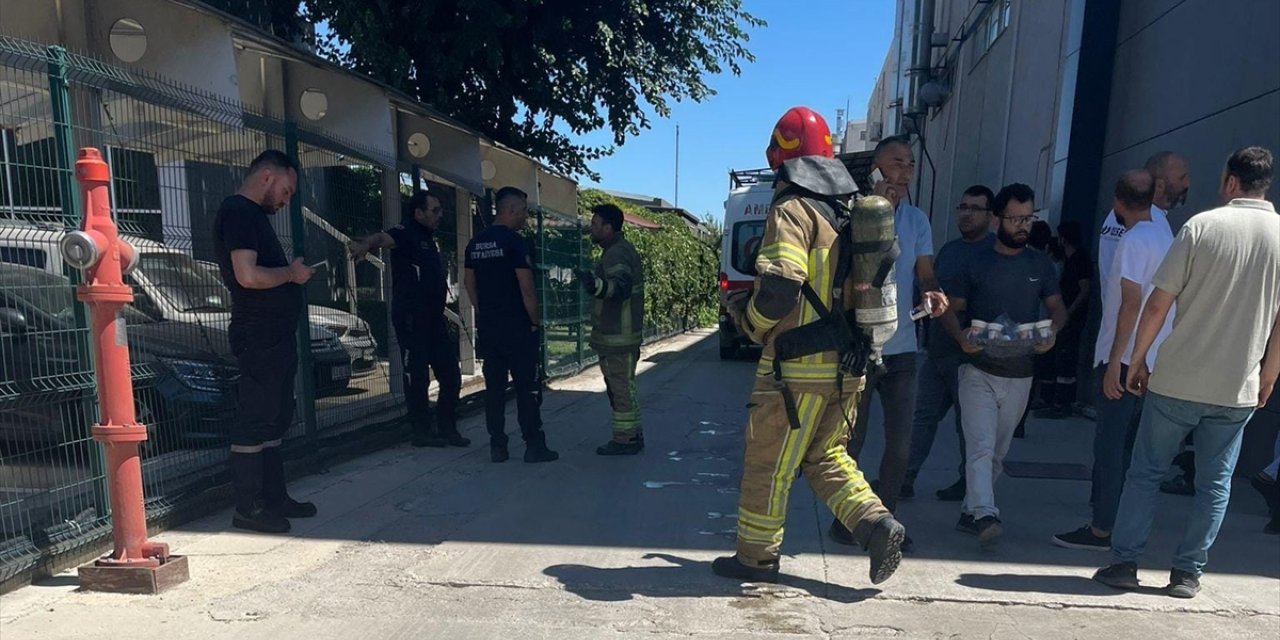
[0,34,697,587]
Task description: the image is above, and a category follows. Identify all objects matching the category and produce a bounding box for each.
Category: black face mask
[998,224,1028,249]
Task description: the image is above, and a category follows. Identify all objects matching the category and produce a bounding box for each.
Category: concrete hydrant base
[77,555,189,594]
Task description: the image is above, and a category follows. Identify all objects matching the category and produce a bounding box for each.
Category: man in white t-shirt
[1055,169,1174,552]
[1097,152,1188,283]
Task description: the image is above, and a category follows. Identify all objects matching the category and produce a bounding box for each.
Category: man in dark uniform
[213,150,316,534]
[463,186,558,464]
[348,190,468,448]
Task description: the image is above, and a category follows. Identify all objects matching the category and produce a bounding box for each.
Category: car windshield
[139,252,232,313]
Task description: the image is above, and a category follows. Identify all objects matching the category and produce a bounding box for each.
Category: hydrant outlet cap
[60,231,100,270]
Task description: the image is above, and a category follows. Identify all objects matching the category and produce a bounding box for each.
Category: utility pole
[674,124,680,208]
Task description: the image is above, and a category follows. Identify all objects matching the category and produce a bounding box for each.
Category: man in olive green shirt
[1095,147,1280,600]
[578,203,646,455]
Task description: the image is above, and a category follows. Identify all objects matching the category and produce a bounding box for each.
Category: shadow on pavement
[544,552,880,604]
[954,572,1153,597]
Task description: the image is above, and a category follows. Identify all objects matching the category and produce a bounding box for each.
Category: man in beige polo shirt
[1093,147,1280,599]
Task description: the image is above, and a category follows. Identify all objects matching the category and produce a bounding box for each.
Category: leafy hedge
[577,189,719,331]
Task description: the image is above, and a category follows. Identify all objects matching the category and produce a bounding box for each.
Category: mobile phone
[869,168,885,185]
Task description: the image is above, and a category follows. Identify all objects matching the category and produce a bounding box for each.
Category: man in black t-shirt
[463,186,558,464]
[213,150,314,534]
[348,190,467,449]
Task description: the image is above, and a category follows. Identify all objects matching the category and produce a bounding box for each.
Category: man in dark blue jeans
[905,185,995,503]
[1054,170,1173,551]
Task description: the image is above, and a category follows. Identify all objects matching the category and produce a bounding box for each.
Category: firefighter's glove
[575,269,599,295]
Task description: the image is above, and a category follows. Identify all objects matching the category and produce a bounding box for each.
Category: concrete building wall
[911,1,1069,248]
[1096,0,1280,231]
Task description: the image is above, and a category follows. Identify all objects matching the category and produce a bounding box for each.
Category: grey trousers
[958,364,1033,519]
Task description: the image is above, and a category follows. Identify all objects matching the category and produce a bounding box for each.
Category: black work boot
[711,555,779,583]
[439,421,471,447]
[597,439,644,456]
[410,416,448,448]
[524,442,560,463]
[230,452,290,534]
[262,447,317,519]
[864,515,906,585]
[936,478,966,502]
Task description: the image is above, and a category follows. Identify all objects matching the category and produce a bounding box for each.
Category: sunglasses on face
[1000,215,1039,227]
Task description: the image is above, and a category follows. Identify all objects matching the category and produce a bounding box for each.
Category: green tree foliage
[207,0,762,180]
[578,189,718,331]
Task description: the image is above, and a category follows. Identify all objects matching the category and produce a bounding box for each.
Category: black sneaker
[1166,569,1200,599]
[1265,515,1280,535]
[955,513,979,536]
[866,516,906,585]
[596,440,644,456]
[1250,473,1277,510]
[491,446,510,463]
[936,478,965,502]
[976,516,1003,548]
[1093,562,1139,590]
[1052,525,1110,551]
[269,497,318,519]
[524,444,560,463]
[231,507,291,534]
[711,555,779,583]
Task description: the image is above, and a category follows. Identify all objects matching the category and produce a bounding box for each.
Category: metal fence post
[576,219,585,370]
[284,122,318,443]
[536,208,548,371]
[47,45,109,516]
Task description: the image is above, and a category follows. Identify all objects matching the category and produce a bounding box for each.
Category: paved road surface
[2,330,1277,639]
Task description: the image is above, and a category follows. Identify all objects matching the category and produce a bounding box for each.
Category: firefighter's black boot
[262,447,317,519]
[230,452,290,534]
[711,555,779,583]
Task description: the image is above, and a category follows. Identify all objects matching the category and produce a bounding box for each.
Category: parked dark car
[0,264,346,449]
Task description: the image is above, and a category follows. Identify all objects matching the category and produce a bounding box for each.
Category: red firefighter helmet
[765,106,834,170]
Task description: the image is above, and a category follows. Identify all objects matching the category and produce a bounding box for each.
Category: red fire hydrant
[64,148,189,593]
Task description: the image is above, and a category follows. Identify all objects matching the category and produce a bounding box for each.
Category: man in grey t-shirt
[940,184,1068,548]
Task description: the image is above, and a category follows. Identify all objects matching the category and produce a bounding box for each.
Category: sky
[571,0,898,221]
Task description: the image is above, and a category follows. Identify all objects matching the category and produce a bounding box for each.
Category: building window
[980,0,1012,52]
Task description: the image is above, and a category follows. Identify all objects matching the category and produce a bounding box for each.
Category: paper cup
[971,320,988,332]
[1016,323,1035,340]
[986,323,1004,339]
[1035,320,1053,339]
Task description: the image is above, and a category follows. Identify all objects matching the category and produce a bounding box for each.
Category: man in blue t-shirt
[464,186,558,464]
[904,185,996,503]
[939,183,1068,548]
[829,136,949,553]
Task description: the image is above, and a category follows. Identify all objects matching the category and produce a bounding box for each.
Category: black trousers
[480,330,544,449]
[848,352,917,513]
[396,317,461,434]
[229,319,298,448]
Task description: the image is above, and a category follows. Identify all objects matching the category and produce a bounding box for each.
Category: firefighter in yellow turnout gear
[578,204,647,456]
[715,106,906,586]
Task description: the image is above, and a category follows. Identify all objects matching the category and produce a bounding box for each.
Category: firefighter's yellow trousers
[734,377,889,567]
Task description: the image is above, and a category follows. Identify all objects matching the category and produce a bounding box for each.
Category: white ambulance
[718,168,774,359]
